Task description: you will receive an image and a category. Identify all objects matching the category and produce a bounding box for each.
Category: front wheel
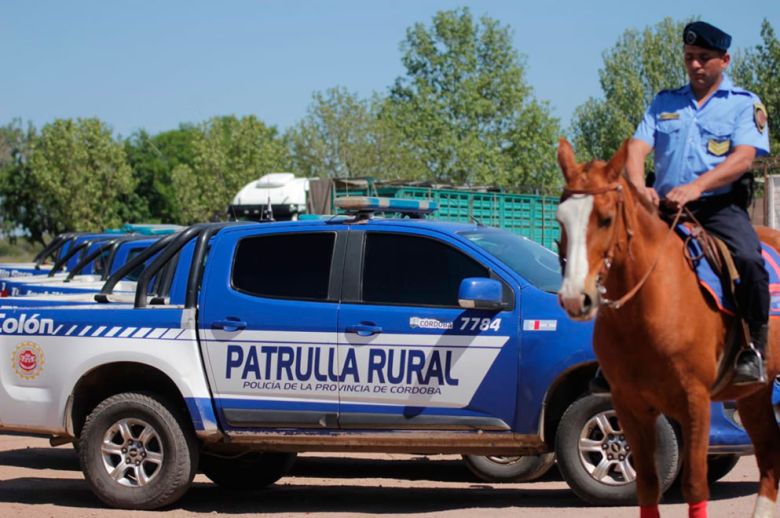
[79,392,199,509]
[555,395,680,506]
[462,453,555,483]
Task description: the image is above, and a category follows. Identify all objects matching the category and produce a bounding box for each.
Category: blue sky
[2,1,778,138]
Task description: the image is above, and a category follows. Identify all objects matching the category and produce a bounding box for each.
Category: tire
[555,395,680,506]
[78,392,199,510]
[200,451,297,490]
[462,453,555,483]
[706,454,740,483]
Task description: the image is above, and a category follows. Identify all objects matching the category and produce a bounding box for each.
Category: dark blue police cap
[683,21,731,52]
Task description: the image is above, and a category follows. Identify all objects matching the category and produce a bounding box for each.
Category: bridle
[561,181,683,310]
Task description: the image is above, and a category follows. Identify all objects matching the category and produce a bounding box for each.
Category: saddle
[662,208,753,395]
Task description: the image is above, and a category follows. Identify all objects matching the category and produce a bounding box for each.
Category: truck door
[336,228,519,431]
[199,225,346,431]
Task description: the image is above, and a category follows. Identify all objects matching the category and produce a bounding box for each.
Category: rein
[562,182,684,310]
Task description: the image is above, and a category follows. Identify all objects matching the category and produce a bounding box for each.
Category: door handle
[211,318,247,332]
[346,323,383,337]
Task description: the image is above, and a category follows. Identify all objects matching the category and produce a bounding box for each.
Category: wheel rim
[100,417,164,487]
[577,409,636,486]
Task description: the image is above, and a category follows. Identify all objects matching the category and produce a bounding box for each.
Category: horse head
[556,138,629,320]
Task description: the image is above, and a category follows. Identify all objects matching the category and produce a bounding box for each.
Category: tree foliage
[287,87,422,180]
[171,116,290,224]
[732,19,780,153]
[0,120,40,242]
[3,118,134,244]
[570,17,689,162]
[124,126,200,223]
[384,8,561,192]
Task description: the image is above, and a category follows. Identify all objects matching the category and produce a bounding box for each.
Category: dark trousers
[687,196,769,331]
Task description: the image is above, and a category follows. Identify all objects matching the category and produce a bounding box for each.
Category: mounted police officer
[592,21,771,392]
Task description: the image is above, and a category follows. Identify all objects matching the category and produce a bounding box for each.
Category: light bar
[335,196,438,216]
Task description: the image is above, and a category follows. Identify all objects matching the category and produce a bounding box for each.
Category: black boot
[589,367,611,395]
[733,323,768,386]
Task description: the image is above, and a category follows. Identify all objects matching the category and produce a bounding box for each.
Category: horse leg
[611,395,662,517]
[736,384,780,518]
[676,389,711,518]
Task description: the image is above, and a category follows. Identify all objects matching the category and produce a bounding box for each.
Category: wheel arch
[67,362,193,439]
[540,361,598,447]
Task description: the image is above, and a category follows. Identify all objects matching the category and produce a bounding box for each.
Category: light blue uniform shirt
[633,74,770,198]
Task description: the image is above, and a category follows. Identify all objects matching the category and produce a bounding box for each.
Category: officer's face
[683,44,730,93]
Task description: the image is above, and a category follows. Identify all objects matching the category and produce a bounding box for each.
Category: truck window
[362,232,488,307]
[232,232,335,301]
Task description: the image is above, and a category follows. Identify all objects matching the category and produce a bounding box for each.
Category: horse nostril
[582,293,593,312]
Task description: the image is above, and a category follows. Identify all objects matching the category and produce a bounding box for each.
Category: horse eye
[598,217,613,228]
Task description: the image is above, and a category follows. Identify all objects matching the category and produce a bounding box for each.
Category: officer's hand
[664,184,703,209]
[640,187,660,208]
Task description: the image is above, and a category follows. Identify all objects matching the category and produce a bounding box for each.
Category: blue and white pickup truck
[1,236,160,297]
[0,199,754,509]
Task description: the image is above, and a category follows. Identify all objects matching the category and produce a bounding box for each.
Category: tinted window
[232,233,335,300]
[458,229,561,292]
[362,233,488,307]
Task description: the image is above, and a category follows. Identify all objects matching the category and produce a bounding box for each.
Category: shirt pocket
[698,120,733,156]
[655,119,682,149]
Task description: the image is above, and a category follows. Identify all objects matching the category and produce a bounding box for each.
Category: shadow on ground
[0,446,758,514]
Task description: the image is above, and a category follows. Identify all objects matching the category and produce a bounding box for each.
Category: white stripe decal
[146,328,166,339]
[105,327,122,337]
[133,327,152,338]
[177,329,196,340]
[119,327,137,338]
[161,329,181,340]
[78,326,92,336]
[91,326,107,337]
[65,325,78,336]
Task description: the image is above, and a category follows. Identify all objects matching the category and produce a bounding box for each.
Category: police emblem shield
[755,103,768,134]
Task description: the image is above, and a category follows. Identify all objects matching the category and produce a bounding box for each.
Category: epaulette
[658,85,687,96]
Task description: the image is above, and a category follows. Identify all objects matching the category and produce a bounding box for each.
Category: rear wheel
[200,451,297,490]
[79,392,199,509]
[555,395,680,505]
[462,453,555,482]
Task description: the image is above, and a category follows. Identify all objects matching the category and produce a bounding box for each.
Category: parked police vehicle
[0,198,752,509]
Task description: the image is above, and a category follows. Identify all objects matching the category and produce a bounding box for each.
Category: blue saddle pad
[678,225,780,317]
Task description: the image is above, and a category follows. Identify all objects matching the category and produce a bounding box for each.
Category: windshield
[458,229,561,293]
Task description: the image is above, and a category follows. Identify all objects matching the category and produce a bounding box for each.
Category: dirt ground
[0,433,768,517]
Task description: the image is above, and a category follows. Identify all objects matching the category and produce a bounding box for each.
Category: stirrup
[732,345,767,386]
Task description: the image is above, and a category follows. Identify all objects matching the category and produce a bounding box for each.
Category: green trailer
[333,181,560,250]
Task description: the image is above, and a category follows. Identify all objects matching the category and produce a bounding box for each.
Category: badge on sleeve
[659,112,680,121]
[707,139,731,156]
[755,103,768,134]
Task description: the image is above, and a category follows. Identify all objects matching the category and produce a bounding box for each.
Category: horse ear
[606,139,629,182]
[557,137,578,183]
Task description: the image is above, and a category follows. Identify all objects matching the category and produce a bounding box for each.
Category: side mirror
[458,277,504,310]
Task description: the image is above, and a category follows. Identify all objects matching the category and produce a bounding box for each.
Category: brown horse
[555,137,780,518]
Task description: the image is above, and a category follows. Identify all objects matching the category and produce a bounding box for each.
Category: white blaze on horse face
[557,195,594,309]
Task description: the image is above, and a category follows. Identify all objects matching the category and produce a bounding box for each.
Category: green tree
[8,118,135,243]
[124,125,200,223]
[288,87,423,181]
[732,19,780,153]
[570,17,689,162]
[0,120,40,242]
[383,8,561,192]
[171,116,290,224]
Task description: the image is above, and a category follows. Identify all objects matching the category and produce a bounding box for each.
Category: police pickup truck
[0,198,752,509]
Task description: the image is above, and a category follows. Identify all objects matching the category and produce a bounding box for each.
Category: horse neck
[603,184,684,299]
